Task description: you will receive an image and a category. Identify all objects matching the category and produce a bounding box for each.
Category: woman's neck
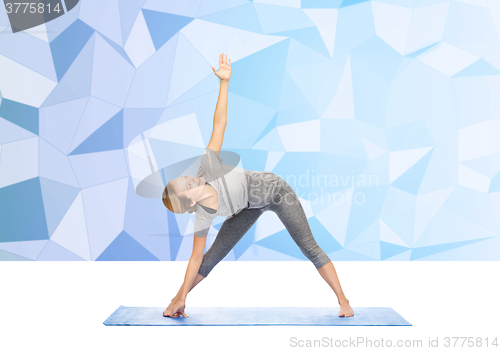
[196,183,218,210]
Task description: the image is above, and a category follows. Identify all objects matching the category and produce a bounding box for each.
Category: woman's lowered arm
[179,235,207,300]
[163,235,207,318]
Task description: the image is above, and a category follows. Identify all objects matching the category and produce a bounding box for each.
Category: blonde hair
[162,181,196,214]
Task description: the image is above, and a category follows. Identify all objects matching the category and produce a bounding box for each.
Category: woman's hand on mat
[163,299,189,318]
[211,53,231,81]
[164,298,178,314]
[163,299,181,317]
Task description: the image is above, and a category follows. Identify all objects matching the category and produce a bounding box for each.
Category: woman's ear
[190,200,196,207]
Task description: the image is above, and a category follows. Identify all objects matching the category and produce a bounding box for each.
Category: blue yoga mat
[103,306,411,326]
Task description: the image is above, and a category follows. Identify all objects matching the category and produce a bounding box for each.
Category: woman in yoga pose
[162,53,354,319]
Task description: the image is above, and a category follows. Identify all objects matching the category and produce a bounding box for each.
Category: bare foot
[163,299,180,317]
[163,308,180,317]
[339,300,354,317]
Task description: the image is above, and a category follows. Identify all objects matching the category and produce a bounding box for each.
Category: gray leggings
[198,182,332,277]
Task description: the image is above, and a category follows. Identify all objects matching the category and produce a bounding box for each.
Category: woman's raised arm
[208,53,231,155]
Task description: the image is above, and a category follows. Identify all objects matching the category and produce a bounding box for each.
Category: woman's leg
[317,262,353,317]
[170,207,264,313]
[270,184,354,317]
[197,207,264,278]
[168,208,264,315]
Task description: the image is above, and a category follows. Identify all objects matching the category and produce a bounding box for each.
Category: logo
[3,0,79,33]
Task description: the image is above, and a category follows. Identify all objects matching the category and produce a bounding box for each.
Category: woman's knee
[302,243,331,268]
[198,265,211,278]
[314,256,332,270]
[199,249,221,276]
[301,243,330,266]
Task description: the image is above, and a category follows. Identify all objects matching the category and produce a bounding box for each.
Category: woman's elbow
[192,235,206,261]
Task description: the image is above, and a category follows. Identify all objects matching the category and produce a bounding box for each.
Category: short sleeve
[193,214,213,238]
[196,147,223,181]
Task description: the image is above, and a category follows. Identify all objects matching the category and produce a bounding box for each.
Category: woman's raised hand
[211,53,231,81]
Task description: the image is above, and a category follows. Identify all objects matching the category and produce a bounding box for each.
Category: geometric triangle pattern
[1,1,499,261]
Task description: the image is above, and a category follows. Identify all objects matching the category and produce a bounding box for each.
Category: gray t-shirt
[193,147,284,237]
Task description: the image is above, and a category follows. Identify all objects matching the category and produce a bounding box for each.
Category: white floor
[1,261,498,350]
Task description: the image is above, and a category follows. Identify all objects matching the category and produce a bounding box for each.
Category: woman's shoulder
[197,147,224,179]
[195,203,218,219]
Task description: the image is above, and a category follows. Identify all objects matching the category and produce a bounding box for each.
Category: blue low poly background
[1,0,499,261]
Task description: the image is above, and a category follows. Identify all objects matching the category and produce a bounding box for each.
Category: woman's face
[170,175,206,203]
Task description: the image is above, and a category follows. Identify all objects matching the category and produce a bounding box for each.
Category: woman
[162,53,354,319]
